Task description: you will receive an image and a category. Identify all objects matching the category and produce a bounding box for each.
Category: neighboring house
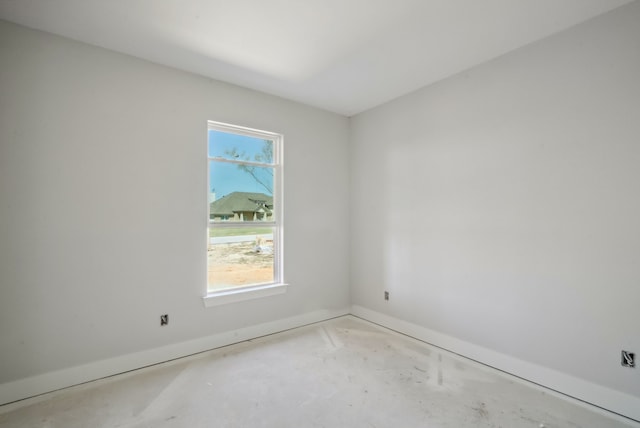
[209,191,273,221]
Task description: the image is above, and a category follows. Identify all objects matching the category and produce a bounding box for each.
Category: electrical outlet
[621,350,635,368]
[160,314,169,326]
[384,291,389,301]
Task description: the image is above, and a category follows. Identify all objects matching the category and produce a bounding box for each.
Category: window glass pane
[207,227,274,291]
[208,130,273,165]
[209,161,274,222]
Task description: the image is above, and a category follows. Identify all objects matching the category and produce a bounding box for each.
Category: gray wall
[2,1,640,418]
[0,20,350,385]
[350,2,640,400]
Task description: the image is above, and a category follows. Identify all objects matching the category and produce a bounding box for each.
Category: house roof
[209,192,273,216]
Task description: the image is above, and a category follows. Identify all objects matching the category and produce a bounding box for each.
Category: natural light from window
[207,121,283,295]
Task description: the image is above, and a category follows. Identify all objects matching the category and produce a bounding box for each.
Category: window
[206,121,284,302]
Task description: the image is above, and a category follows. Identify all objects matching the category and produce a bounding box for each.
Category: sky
[208,130,274,199]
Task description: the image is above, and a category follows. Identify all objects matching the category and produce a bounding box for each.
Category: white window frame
[203,121,286,307]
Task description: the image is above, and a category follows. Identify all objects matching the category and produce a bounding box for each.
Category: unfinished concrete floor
[0,316,636,428]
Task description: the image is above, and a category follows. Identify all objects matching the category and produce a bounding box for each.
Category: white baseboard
[0,308,349,407]
[3,305,638,424]
[351,305,640,424]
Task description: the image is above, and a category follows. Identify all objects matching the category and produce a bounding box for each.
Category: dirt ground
[208,241,274,289]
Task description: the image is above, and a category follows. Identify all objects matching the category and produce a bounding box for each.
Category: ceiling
[0,0,633,116]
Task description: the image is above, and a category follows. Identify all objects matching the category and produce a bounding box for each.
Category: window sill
[202,283,288,307]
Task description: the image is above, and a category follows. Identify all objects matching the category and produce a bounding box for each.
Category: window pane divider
[207,157,274,168]
[209,221,276,228]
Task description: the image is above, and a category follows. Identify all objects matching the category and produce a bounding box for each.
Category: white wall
[0,19,349,394]
[350,0,640,416]
[3,2,640,419]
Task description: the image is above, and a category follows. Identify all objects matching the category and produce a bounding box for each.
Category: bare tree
[225,141,273,194]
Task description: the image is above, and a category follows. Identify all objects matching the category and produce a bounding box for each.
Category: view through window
[207,121,282,292]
